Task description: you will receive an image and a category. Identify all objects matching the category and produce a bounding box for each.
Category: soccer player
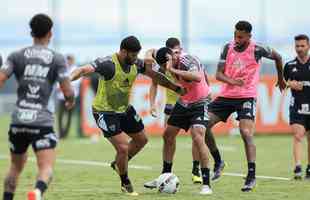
[145,47,213,195]
[206,20,286,191]
[70,36,185,195]
[0,14,75,200]
[149,38,225,183]
[284,34,310,180]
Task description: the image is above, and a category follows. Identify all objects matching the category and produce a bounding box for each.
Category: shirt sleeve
[90,56,115,80]
[54,53,69,83]
[218,43,230,65]
[283,63,290,81]
[255,43,274,61]
[0,55,2,67]
[179,55,200,72]
[0,52,16,77]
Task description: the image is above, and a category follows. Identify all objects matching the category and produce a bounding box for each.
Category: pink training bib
[177,55,210,104]
[220,41,260,98]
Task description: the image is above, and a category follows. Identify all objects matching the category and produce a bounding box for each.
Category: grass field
[0,115,309,200]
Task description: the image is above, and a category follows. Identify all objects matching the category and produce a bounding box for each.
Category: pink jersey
[220,41,260,98]
[176,54,210,104]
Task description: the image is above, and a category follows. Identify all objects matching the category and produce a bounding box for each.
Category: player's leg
[306,131,310,180]
[239,119,256,191]
[3,153,28,200]
[291,124,306,179]
[206,97,233,181]
[3,125,29,200]
[191,125,212,195]
[109,133,139,195]
[191,141,202,183]
[127,130,148,161]
[144,125,180,189]
[28,127,58,200]
[122,106,148,161]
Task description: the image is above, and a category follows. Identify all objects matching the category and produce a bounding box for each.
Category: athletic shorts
[8,124,58,154]
[93,106,144,138]
[208,97,256,122]
[290,112,310,131]
[167,101,209,131]
[164,104,175,116]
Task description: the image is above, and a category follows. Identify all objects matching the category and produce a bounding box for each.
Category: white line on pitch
[0,155,290,181]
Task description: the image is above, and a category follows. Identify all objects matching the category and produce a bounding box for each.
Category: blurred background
[0,0,309,136]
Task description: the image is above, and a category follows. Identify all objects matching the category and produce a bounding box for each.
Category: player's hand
[65,99,75,110]
[150,106,158,118]
[230,79,244,86]
[276,78,287,92]
[288,80,303,91]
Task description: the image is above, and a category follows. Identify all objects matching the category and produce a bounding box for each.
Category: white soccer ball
[156,173,180,194]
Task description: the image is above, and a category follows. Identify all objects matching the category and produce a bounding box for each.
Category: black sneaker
[294,166,302,180]
[241,176,256,192]
[121,183,139,196]
[212,161,225,181]
[305,166,310,180]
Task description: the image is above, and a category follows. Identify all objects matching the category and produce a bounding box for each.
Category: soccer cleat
[212,160,226,181]
[110,161,120,175]
[192,174,203,184]
[241,176,256,192]
[294,166,302,180]
[305,166,310,180]
[121,183,139,196]
[143,178,158,189]
[27,189,41,200]
[199,185,213,195]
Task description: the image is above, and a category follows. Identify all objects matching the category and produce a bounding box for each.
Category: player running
[0,14,75,200]
[145,47,213,195]
[70,36,185,195]
[149,38,225,183]
[284,34,310,180]
[206,20,286,191]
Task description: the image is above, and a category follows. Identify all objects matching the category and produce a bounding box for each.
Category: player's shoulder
[92,55,114,68]
[285,58,298,67]
[254,42,272,52]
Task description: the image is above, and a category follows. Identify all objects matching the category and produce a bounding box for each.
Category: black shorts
[8,124,58,154]
[164,104,175,116]
[93,106,144,138]
[167,101,209,131]
[290,112,310,131]
[208,97,256,122]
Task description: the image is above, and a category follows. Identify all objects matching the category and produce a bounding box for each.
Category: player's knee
[294,132,304,142]
[240,128,252,136]
[163,132,175,145]
[117,144,129,155]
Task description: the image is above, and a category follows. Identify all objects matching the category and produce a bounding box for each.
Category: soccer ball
[156,173,180,194]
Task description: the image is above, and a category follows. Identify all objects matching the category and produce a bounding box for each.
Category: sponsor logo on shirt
[24,48,53,64]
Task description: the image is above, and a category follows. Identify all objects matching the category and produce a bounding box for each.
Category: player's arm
[258,44,286,91]
[283,63,303,91]
[0,54,15,89]
[59,78,75,109]
[70,64,95,81]
[215,44,244,86]
[149,80,158,117]
[142,58,185,95]
[0,71,8,89]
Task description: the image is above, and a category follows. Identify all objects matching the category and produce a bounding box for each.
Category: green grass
[0,114,309,200]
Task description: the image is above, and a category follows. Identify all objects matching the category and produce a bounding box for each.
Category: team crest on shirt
[292,67,298,72]
[232,58,245,68]
[121,78,130,87]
